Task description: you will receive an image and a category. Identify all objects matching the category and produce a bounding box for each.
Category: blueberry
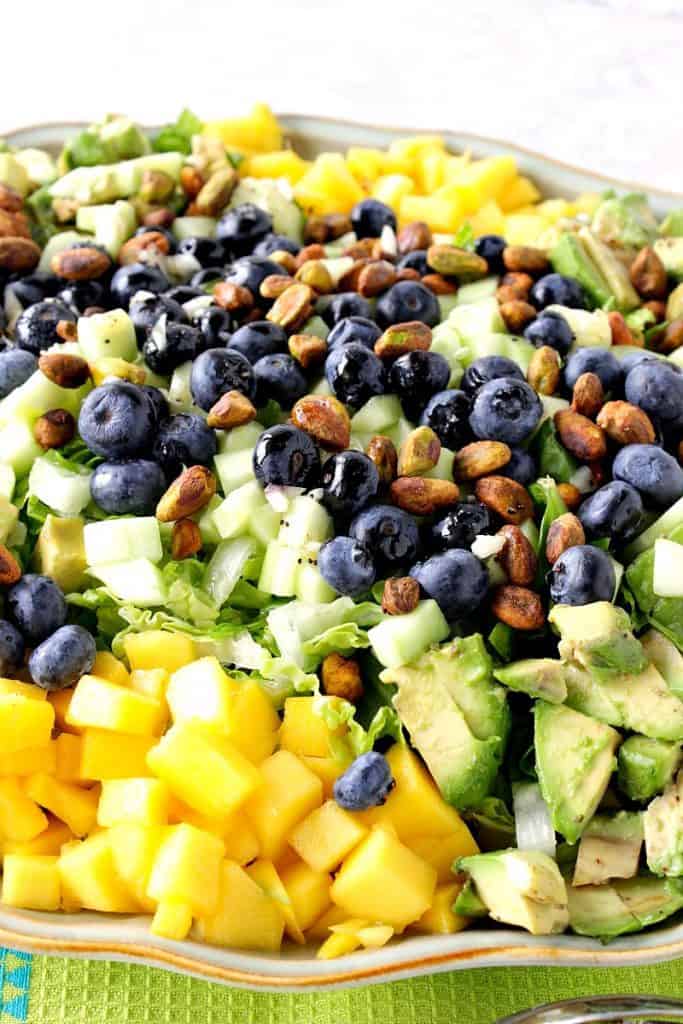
[612,444,683,508]
[90,459,167,515]
[7,272,61,308]
[618,351,661,376]
[420,389,471,449]
[57,280,106,315]
[8,574,67,645]
[0,620,25,675]
[222,257,284,299]
[0,349,37,398]
[322,292,372,327]
[390,350,451,420]
[78,380,157,458]
[429,501,493,552]
[530,273,587,310]
[110,263,168,308]
[523,311,574,356]
[164,285,204,305]
[176,236,225,268]
[190,348,256,410]
[411,549,489,620]
[326,316,381,351]
[153,413,217,477]
[564,347,622,394]
[333,751,394,810]
[252,233,300,257]
[376,281,440,328]
[229,321,287,364]
[216,204,272,258]
[321,451,380,521]
[191,305,232,347]
[253,424,320,488]
[318,536,376,597]
[474,234,506,272]
[253,353,308,408]
[325,342,385,408]
[499,447,536,486]
[578,481,643,542]
[142,320,204,376]
[396,250,430,276]
[350,504,420,569]
[129,294,188,342]
[190,266,224,289]
[549,545,615,606]
[14,300,77,354]
[625,361,683,429]
[461,356,525,398]
[469,377,542,444]
[351,199,396,239]
[28,625,96,692]
[142,385,169,425]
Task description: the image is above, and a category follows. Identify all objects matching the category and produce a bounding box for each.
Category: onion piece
[263,484,304,513]
[513,781,556,859]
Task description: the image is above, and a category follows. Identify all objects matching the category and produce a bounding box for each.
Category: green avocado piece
[644,772,683,877]
[453,878,488,917]
[641,629,683,700]
[573,811,643,887]
[534,701,621,844]
[564,662,683,743]
[618,735,681,802]
[550,233,611,308]
[591,193,658,251]
[34,514,87,593]
[578,227,641,312]
[660,210,683,237]
[654,238,683,281]
[568,875,683,939]
[494,658,567,704]
[549,602,648,681]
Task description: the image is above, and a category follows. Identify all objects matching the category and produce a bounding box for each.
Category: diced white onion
[264,484,304,513]
[471,534,506,560]
[513,782,556,859]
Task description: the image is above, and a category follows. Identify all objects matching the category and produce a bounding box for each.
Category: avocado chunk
[535,701,621,844]
[591,193,658,251]
[385,638,510,810]
[549,602,648,681]
[61,114,151,171]
[453,878,488,917]
[564,662,683,743]
[34,514,87,593]
[456,849,569,935]
[550,233,611,309]
[578,227,641,312]
[494,658,567,704]
[654,237,683,281]
[573,811,643,887]
[644,771,683,877]
[618,735,681,803]
[641,629,683,700]
[568,875,683,939]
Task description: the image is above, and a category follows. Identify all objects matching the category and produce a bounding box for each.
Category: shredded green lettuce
[529,475,568,586]
[161,559,218,627]
[314,695,403,761]
[625,525,683,652]
[532,420,579,483]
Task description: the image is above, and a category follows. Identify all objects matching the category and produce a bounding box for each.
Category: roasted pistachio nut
[381,576,420,615]
[527,346,561,396]
[453,441,511,480]
[545,513,585,566]
[389,476,459,515]
[194,166,238,217]
[139,169,176,205]
[365,435,398,485]
[427,244,488,279]
[288,333,328,368]
[156,466,216,522]
[266,283,314,330]
[207,390,257,430]
[171,519,203,560]
[397,426,441,476]
[321,652,363,702]
[38,352,91,389]
[291,395,351,451]
[374,321,432,359]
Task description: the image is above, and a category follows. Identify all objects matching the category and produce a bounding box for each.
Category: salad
[0,105,681,956]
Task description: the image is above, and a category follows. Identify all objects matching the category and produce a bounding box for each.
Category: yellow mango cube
[389,135,445,161]
[92,651,130,688]
[498,175,542,213]
[371,173,415,211]
[108,822,166,912]
[55,734,82,782]
[240,150,309,184]
[129,668,169,703]
[25,774,98,837]
[345,147,385,187]
[503,213,547,246]
[317,932,360,959]
[279,860,332,933]
[123,631,197,674]
[224,679,279,764]
[79,729,155,780]
[203,104,283,155]
[67,676,163,736]
[295,154,365,216]
[147,823,225,916]
[166,656,236,731]
[468,199,505,237]
[399,195,464,233]
[5,818,72,857]
[58,832,139,913]
[356,923,394,948]
[306,902,349,940]
[289,800,367,873]
[2,854,61,911]
[245,750,322,861]
[300,755,351,798]
[167,795,228,837]
[49,689,79,734]
[247,858,305,944]
[222,812,260,864]
[148,725,263,819]
[416,150,447,194]
[0,741,57,778]
[444,156,517,212]
[0,696,54,753]
[0,678,46,701]
[413,881,470,935]
[151,899,193,940]
[406,831,479,883]
[279,696,346,758]
[196,859,284,951]
[98,778,170,827]
[0,778,47,840]
[331,826,437,930]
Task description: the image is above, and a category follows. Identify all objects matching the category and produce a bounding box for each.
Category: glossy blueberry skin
[390,350,451,420]
[28,625,96,692]
[176,236,225,268]
[549,545,616,606]
[190,347,256,410]
[334,752,394,810]
[523,311,574,356]
[326,316,381,351]
[322,292,372,327]
[625,361,683,429]
[530,273,587,310]
[351,198,396,239]
[190,266,223,289]
[469,377,542,444]
[618,351,661,376]
[7,272,61,308]
[78,381,157,459]
[14,300,77,354]
[222,256,284,299]
[90,459,167,515]
[153,413,217,477]
[499,447,536,486]
[321,451,380,522]
[229,321,287,364]
[129,294,188,342]
[564,347,622,394]
[252,424,321,488]
[411,549,489,620]
[216,203,273,258]
[252,233,300,257]
[376,281,440,328]
[0,620,25,675]
[318,536,376,597]
[474,234,506,272]
[396,249,430,276]
[164,285,204,305]
[578,481,643,542]
[57,280,106,315]
[612,444,683,508]
[143,321,205,376]
[142,385,169,425]
[191,305,232,347]
[461,355,525,397]
[0,349,37,398]
[8,574,67,646]
[325,342,386,409]
[420,389,472,449]
[429,501,493,553]
[110,263,168,308]
[253,353,308,408]
[350,504,420,569]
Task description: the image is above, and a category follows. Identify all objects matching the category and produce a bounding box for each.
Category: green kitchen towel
[10,949,683,1023]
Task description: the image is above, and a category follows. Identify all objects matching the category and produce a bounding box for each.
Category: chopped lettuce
[532,420,579,484]
[625,526,683,653]
[314,693,403,761]
[530,476,568,586]
[153,109,203,155]
[161,559,219,627]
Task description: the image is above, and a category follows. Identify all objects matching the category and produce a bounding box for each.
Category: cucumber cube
[77,200,136,258]
[277,495,332,548]
[203,537,255,607]
[217,421,264,454]
[0,420,43,475]
[350,395,402,435]
[196,495,222,546]
[0,154,29,197]
[0,496,19,545]
[28,456,92,517]
[299,315,329,340]
[214,449,255,494]
[425,448,455,481]
[212,480,265,540]
[0,464,15,501]
[168,361,193,411]
[78,309,137,362]
[448,298,504,344]
[38,231,92,274]
[0,370,90,426]
[653,539,683,597]
[249,503,281,545]
[90,559,166,607]
[455,277,499,305]
[84,517,162,567]
[258,541,300,597]
[368,600,449,669]
[295,562,336,603]
[171,216,217,240]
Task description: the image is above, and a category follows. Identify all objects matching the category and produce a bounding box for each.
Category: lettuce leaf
[532,420,579,483]
[314,694,403,761]
[300,621,372,664]
[625,529,683,652]
[153,109,203,155]
[530,475,567,587]
[161,559,218,627]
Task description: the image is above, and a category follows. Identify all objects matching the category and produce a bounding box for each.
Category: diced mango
[4,818,73,857]
[147,823,224,916]
[92,651,130,688]
[203,104,283,155]
[151,899,193,940]
[406,831,479,883]
[79,730,155,780]
[317,932,360,959]
[247,858,304,944]
[305,902,349,940]
[355,924,394,948]
[0,741,57,778]
[498,175,543,213]
[279,696,346,758]
[67,676,163,736]
[224,679,279,764]
[389,135,445,160]
[346,147,385,187]
[416,150,447,194]
[222,812,260,865]
[289,800,367,873]
[240,150,310,185]
[108,822,165,912]
[0,778,48,840]
[371,173,415,211]
[468,199,505,237]
[2,854,61,911]
[413,881,470,935]
[25,774,98,837]
[299,755,350,798]
[49,689,79,734]
[123,631,197,674]
[0,696,54,753]
[58,832,139,913]
[166,657,236,731]
[129,668,169,703]
[98,778,170,827]
[196,859,284,951]
[503,213,547,246]
[295,154,365,216]
[443,156,517,212]
[399,194,463,233]
[279,860,332,933]
[0,678,47,701]
[245,750,322,861]
[55,734,83,782]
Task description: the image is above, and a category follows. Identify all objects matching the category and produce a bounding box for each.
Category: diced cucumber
[78,309,138,362]
[267,596,360,666]
[612,345,665,363]
[465,334,535,373]
[0,154,29,197]
[387,417,415,447]
[213,480,265,539]
[214,449,255,494]
[368,599,449,669]
[625,495,683,561]
[654,238,683,281]
[295,562,336,603]
[28,456,92,517]
[230,179,304,242]
[196,495,222,546]
[448,298,504,343]
[669,347,683,370]
[38,231,92,274]
[14,148,57,187]
[430,323,468,385]
[77,200,136,258]
[653,539,683,597]
[437,294,459,320]
[0,496,19,545]
[50,152,183,203]
[204,537,256,607]
[278,495,332,548]
[90,558,166,607]
[545,305,612,349]
[311,377,332,396]
[217,421,264,454]
[540,395,570,422]
[0,465,15,501]
[299,315,330,340]
[258,541,300,597]
[0,421,42,475]
[249,502,281,545]
[84,517,162,566]
[172,216,217,240]
[0,370,90,427]
[425,447,455,481]
[456,277,499,305]
[350,395,402,435]
[168,360,194,411]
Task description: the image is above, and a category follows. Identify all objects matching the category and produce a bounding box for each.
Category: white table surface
[6,0,683,192]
